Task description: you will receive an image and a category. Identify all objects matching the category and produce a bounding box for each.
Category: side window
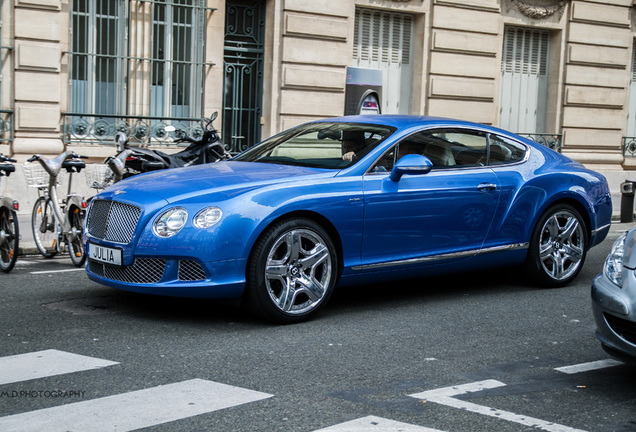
[372,148,395,172]
[489,135,526,165]
[429,130,487,168]
[369,128,491,173]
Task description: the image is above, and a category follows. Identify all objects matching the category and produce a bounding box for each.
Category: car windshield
[233,122,396,169]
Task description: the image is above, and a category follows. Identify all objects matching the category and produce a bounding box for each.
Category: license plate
[89,243,122,266]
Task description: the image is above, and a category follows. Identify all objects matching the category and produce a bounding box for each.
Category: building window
[500,26,550,134]
[69,0,206,119]
[627,39,636,138]
[0,2,13,144]
[70,0,125,115]
[352,8,414,115]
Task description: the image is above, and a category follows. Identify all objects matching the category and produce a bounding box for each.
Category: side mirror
[389,154,433,182]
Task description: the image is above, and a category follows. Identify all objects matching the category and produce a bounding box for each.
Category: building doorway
[223,0,265,153]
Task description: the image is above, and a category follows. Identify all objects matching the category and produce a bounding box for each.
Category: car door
[359,128,501,269]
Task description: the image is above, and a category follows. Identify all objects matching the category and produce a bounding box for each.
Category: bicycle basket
[22,162,49,188]
[85,163,114,190]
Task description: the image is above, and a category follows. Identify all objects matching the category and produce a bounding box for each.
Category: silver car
[592,227,636,362]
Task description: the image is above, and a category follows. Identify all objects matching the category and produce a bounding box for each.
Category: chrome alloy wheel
[537,209,585,282]
[264,228,333,315]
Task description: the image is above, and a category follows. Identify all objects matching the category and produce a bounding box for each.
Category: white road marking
[313,415,447,431]
[409,380,587,432]
[555,359,623,374]
[29,268,85,274]
[0,378,273,432]
[0,349,118,385]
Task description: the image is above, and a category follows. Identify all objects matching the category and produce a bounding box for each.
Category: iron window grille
[65,0,215,146]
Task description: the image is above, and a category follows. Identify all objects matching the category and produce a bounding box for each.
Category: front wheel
[0,206,19,272]
[525,204,587,287]
[67,206,86,267]
[245,218,339,324]
[31,197,58,258]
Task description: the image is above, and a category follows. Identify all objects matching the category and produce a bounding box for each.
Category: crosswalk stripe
[554,359,623,374]
[0,378,273,432]
[313,415,447,431]
[0,349,119,385]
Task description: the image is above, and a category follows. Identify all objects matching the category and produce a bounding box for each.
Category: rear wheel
[67,206,86,267]
[525,204,587,287]
[0,206,19,272]
[31,197,58,258]
[245,218,338,324]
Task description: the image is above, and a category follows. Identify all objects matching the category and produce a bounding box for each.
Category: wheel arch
[532,196,593,247]
[246,210,345,280]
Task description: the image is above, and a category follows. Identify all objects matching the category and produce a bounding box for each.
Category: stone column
[12,0,64,157]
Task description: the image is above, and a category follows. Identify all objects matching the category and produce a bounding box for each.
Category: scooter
[116,112,229,178]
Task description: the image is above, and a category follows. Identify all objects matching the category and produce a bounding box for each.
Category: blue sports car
[85,115,612,323]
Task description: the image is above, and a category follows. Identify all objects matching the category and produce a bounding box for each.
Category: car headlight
[194,207,222,229]
[604,231,628,287]
[153,207,188,238]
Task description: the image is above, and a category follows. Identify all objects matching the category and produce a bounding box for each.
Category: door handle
[477,183,497,192]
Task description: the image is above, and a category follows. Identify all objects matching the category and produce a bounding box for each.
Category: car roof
[313,115,511,135]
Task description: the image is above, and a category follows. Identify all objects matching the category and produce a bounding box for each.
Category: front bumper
[591,273,636,362]
[85,242,247,299]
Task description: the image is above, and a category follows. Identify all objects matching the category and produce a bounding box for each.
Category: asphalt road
[1,223,635,432]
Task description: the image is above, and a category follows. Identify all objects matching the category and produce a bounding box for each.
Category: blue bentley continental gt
[85,116,612,323]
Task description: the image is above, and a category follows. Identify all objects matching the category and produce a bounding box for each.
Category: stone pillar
[560,0,632,171]
[12,0,64,157]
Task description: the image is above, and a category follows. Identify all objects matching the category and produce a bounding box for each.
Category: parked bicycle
[84,146,133,192]
[0,154,19,272]
[24,151,88,267]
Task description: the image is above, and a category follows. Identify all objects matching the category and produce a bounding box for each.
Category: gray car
[592,227,636,362]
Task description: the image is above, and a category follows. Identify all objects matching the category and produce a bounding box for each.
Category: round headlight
[153,207,188,238]
[604,231,627,287]
[194,207,222,229]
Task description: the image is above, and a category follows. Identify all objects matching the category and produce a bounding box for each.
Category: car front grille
[88,259,207,284]
[86,199,141,244]
[604,313,636,345]
[89,258,167,284]
[178,260,207,281]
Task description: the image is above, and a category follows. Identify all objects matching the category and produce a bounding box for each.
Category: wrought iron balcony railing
[623,137,636,157]
[517,133,562,152]
[0,110,13,143]
[62,113,209,146]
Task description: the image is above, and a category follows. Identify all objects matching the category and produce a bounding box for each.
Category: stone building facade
[1,0,636,194]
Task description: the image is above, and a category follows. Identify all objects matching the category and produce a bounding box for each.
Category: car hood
[102,161,336,203]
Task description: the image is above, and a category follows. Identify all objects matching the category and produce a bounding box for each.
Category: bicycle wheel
[31,196,58,258]
[67,206,86,267]
[0,205,19,272]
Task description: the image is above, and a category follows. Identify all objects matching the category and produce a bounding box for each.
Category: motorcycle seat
[142,161,166,171]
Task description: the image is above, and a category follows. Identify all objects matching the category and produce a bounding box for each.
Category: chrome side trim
[591,223,611,237]
[351,242,529,271]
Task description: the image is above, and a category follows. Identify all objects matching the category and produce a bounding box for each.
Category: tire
[31,197,58,258]
[67,206,86,267]
[0,206,19,272]
[525,204,587,287]
[245,218,339,324]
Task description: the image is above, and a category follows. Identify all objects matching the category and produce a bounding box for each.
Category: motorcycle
[114,112,229,178]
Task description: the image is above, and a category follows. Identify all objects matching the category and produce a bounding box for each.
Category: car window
[488,134,526,165]
[433,130,487,167]
[369,128,489,173]
[234,123,395,169]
